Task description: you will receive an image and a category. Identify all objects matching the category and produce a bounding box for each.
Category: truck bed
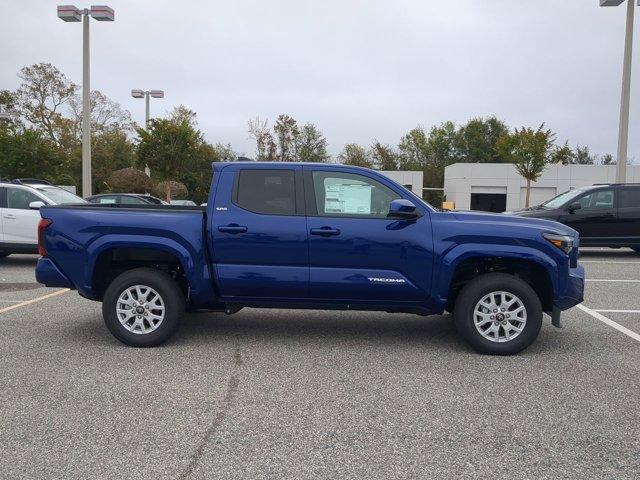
[38,203,213,304]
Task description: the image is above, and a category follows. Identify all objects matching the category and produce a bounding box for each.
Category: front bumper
[555,264,585,311]
[35,258,75,289]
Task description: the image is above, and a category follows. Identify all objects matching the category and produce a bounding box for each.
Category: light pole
[600,0,637,183]
[57,5,114,197]
[131,89,165,127]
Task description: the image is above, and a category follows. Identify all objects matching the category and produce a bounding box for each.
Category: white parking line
[578,304,640,343]
[580,261,640,264]
[0,289,69,315]
[594,309,640,314]
[585,279,640,283]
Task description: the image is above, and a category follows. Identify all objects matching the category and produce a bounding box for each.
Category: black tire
[102,268,185,347]
[0,252,9,259]
[631,247,640,254]
[453,273,543,355]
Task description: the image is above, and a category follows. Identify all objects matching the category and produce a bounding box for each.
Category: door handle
[3,214,16,220]
[218,224,248,234]
[310,227,341,236]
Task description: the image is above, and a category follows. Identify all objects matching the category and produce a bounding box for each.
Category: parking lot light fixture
[600,0,637,183]
[131,89,165,127]
[57,4,114,198]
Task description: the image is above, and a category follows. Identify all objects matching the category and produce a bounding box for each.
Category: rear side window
[121,196,148,205]
[235,169,296,215]
[619,187,640,208]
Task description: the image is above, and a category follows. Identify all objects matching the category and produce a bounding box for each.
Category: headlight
[543,233,574,254]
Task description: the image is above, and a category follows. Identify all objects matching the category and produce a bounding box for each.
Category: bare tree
[15,63,77,143]
[273,114,300,161]
[248,117,276,160]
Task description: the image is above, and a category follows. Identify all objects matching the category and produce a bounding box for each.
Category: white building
[380,170,423,194]
[444,163,640,212]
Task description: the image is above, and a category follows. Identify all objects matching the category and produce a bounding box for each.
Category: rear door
[617,185,640,246]
[209,165,309,299]
[2,186,43,245]
[559,187,617,243]
[304,166,433,303]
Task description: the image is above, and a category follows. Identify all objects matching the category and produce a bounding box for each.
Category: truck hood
[451,210,577,237]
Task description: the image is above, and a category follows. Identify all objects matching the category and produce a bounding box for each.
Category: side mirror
[29,201,45,210]
[568,202,582,213]
[388,199,418,219]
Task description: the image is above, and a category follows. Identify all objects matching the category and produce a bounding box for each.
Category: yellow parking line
[0,289,69,315]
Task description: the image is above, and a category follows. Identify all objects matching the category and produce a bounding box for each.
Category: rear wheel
[453,273,542,355]
[102,268,185,347]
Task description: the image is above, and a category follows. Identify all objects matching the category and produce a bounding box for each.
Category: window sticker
[324,179,372,214]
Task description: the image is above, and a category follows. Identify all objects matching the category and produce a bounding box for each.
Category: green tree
[601,153,615,165]
[573,145,596,165]
[339,143,371,167]
[137,117,202,201]
[497,125,555,208]
[551,141,574,165]
[370,141,398,170]
[0,124,66,181]
[455,116,509,163]
[296,123,329,163]
[91,130,137,193]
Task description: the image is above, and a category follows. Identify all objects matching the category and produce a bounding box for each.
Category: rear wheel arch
[91,246,190,301]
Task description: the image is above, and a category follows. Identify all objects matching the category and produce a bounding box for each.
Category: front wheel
[454,273,542,355]
[102,268,185,347]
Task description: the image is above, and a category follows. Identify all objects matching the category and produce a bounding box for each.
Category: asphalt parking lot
[0,251,639,480]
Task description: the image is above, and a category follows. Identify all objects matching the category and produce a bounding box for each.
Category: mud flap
[551,306,562,329]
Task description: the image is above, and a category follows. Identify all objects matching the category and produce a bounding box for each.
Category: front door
[559,187,618,244]
[2,186,42,245]
[304,167,433,304]
[209,166,309,299]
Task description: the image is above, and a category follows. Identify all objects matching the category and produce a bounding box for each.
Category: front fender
[433,243,559,311]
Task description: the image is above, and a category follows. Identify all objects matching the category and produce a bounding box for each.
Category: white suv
[0,180,86,258]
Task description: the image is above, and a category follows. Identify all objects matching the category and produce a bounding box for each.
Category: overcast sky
[1,0,639,160]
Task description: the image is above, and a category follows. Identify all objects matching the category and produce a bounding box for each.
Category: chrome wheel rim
[116,285,165,335]
[473,291,527,343]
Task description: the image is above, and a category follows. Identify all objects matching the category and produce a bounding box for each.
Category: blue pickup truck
[35,162,584,354]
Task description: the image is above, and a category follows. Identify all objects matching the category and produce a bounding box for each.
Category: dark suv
[511,184,640,252]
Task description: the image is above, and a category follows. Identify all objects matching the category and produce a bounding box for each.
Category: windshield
[36,186,86,205]
[540,188,587,210]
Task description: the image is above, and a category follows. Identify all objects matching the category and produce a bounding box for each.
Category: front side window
[311,171,400,218]
[235,169,296,215]
[6,188,42,210]
[577,189,614,210]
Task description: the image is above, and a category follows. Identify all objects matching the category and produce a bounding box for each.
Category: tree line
[0,63,616,206]
[0,63,234,203]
